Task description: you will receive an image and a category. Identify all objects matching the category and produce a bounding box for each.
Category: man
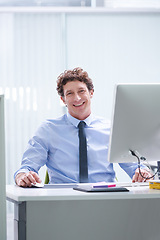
[15,67,152,187]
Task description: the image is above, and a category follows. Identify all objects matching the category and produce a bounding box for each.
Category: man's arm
[15,171,42,187]
[14,122,49,187]
[119,162,153,182]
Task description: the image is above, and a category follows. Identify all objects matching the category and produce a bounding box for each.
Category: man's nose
[74,93,81,101]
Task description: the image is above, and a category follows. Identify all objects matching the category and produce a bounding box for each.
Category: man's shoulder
[91,115,111,128]
[46,114,67,125]
[37,115,67,130]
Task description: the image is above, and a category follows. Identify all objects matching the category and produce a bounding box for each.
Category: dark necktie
[78,121,88,183]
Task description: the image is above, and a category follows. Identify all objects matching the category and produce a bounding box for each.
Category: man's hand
[132,168,153,182]
[15,171,42,187]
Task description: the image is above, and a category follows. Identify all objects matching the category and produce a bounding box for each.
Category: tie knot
[78,121,86,129]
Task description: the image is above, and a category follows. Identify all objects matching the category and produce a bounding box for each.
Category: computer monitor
[0,95,6,239]
[108,84,160,164]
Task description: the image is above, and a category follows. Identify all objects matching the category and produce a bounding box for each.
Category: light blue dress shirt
[14,113,139,183]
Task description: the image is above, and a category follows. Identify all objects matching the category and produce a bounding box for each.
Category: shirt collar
[67,112,93,127]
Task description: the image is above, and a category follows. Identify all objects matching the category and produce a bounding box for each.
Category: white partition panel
[0,95,6,240]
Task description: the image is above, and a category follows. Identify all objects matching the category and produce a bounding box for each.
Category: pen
[93,184,116,188]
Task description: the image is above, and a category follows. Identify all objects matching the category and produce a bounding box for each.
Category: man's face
[61,80,93,120]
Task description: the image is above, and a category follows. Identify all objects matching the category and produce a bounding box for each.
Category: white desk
[6,185,160,240]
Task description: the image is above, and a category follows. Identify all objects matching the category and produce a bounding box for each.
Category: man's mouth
[73,102,84,107]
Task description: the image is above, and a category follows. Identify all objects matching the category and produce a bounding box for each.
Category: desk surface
[6,184,160,202]
[7,184,160,240]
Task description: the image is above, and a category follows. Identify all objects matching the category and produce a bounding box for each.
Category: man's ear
[90,89,94,98]
[60,96,66,104]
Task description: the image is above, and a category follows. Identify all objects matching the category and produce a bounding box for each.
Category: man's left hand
[132,168,153,182]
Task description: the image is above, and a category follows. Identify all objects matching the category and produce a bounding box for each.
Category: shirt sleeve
[14,123,49,180]
[118,162,149,179]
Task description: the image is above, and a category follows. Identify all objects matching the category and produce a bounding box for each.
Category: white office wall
[66,13,160,119]
[0,13,65,184]
[0,10,160,185]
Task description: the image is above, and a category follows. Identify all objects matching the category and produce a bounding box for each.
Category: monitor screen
[108,84,160,163]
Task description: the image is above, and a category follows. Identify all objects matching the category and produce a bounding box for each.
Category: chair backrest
[44,169,49,184]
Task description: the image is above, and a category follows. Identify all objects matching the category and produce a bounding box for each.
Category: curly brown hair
[56,67,94,97]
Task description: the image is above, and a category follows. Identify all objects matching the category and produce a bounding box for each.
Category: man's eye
[67,92,72,96]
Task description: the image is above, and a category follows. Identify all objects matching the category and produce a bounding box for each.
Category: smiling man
[15,67,152,187]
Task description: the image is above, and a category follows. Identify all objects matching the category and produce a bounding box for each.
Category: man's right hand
[15,171,42,187]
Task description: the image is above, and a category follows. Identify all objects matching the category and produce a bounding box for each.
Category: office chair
[44,169,49,184]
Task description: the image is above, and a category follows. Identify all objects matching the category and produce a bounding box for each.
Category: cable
[129,150,160,180]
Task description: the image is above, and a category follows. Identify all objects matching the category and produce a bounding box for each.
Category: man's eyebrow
[65,87,86,94]
[65,90,72,94]
[78,87,85,90]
